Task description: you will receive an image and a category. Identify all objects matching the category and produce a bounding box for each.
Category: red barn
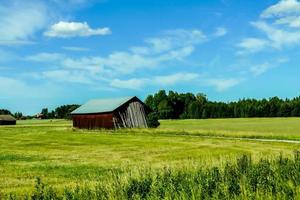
[71,96,149,129]
[0,115,16,125]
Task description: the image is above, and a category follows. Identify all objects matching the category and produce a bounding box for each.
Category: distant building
[36,113,45,119]
[71,96,150,129]
[0,115,16,125]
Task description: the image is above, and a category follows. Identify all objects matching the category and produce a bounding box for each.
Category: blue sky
[0,0,300,114]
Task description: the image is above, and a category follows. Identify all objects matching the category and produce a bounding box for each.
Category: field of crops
[0,118,300,199]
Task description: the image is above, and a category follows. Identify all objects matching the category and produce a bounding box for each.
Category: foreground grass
[159,118,300,140]
[3,153,300,199]
[0,118,300,198]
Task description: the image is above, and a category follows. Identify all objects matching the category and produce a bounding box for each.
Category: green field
[159,118,300,140]
[0,118,300,198]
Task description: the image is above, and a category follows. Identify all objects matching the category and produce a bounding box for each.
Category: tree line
[39,104,80,119]
[0,105,80,120]
[145,90,300,119]
[2,90,300,120]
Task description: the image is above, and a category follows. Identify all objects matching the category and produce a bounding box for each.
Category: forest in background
[2,90,300,120]
[145,90,300,119]
[0,105,80,120]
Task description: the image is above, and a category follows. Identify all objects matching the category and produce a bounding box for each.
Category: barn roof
[0,115,16,121]
[71,96,143,115]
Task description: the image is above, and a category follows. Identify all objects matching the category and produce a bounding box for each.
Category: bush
[146,112,160,128]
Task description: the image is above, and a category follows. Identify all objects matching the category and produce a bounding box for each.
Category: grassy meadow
[0,118,300,199]
[159,118,300,140]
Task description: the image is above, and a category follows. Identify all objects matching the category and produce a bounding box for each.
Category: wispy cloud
[275,16,300,27]
[0,1,50,45]
[205,78,243,92]
[237,38,269,54]
[214,27,227,37]
[238,0,300,54]
[26,53,65,62]
[110,78,147,90]
[252,21,300,48]
[25,27,243,93]
[42,70,93,84]
[250,58,289,76]
[44,21,111,38]
[28,29,207,82]
[131,29,206,55]
[250,62,273,76]
[110,73,200,90]
[0,40,36,46]
[62,46,90,51]
[261,0,300,18]
[154,73,199,85]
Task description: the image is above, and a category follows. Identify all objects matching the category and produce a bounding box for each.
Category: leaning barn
[0,115,16,125]
[71,96,149,129]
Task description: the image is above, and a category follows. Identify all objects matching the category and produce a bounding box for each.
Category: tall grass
[2,151,300,200]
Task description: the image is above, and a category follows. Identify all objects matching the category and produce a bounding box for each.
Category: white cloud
[250,63,273,76]
[98,52,159,74]
[42,70,93,84]
[110,73,199,90]
[0,40,36,46]
[31,46,195,78]
[275,16,300,27]
[214,27,227,37]
[261,0,300,18]
[144,38,173,53]
[26,53,65,62]
[62,46,90,51]
[250,58,288,76]
[44,21,111,38]
[0,1,50,45]
[238,20,300,54]
[205,78,242,92]
[61,57,107,74]
[237,38,269,54]
[153,73,199,85]
[110,78,147,90]
[252,21,300,48]
[26,29,209,91]
[28,29,205,80]
[158,46,195,61]
[238,0,300,54]
[132,29,206,55]
[163,29,206,45]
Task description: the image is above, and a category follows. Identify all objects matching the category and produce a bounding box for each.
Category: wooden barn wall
[113,100,148,128]
[72,113,114,129]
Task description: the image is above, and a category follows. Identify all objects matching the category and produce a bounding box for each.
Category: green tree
[157,99,173,119]
[41,108,49,119]
[14,112,23,120]
[146,112,160,128]
[188,101,202,119]
[0,109,11,115]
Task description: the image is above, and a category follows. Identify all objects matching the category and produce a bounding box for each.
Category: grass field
[159,118,300,140]
[0,118,300,198]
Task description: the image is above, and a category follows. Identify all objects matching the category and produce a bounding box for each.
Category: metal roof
[71,96,137,114]
[0,115,16,121]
